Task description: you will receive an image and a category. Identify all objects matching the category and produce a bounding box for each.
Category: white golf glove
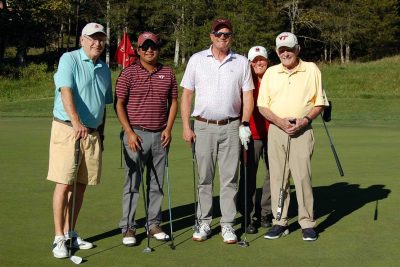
[239,124,252,150]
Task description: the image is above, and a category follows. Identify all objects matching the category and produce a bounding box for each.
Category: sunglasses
[212,31,233,38]
[83,35,106,46]
[139,44,159,51]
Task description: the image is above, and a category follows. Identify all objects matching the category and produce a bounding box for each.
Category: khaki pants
[194,119,240,226]
[268,124,316,229]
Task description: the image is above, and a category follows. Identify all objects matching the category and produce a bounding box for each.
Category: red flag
[114,32,136,68]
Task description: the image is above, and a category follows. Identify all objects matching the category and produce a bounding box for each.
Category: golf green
[0,117,399,266]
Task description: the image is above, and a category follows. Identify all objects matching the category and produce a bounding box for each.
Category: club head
[237,240,249,247]
[169,243,176,250]
[70,255,83,264]
[142,247,153,253]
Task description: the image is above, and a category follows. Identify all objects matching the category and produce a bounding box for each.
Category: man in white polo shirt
[181,18,254,244]
[258,32,329,241]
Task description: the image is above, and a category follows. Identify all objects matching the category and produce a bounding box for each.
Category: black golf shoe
[264,225,289,239]
[260,214,272,228]
[246,223,257,234]
[302,228,318,241]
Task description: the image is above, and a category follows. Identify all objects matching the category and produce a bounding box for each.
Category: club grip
[331,144,344,176]
[242,147,248,165]
[276,188,284,220]
[190,120,195,155]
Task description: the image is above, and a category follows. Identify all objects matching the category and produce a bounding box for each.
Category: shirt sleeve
[115,68,131,102]
[241,61,255,92]
[257,69,270,108]
[170,69,179,98]
[180,54,196,91]
[312,64,329,106]
[54,53,75,91]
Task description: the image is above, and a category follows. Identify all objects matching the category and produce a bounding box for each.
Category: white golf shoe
[122,228,137,246]
[221,225,237,244]
[66,231,93,250]
[52,236,68,259]
[192,223,211,241]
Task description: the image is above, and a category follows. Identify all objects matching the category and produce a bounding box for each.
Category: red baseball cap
[137,32,159,47]
[211,18,233,32]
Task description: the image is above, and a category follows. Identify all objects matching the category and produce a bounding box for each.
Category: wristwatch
[241,121,249,127]
[303,116,312,125]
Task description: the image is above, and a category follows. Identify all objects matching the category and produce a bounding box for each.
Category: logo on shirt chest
[158,75,165,79]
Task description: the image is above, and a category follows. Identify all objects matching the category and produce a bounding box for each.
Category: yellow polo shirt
[257,60,329,118]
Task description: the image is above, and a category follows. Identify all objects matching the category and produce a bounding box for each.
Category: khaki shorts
[46,120,102,185]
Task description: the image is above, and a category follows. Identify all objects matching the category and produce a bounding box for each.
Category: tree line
[1,0,399,68]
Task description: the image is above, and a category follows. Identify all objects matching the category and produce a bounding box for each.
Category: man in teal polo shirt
[46,22,113,259]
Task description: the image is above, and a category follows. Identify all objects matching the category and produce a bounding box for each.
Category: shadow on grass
[85,182,390,247]
[285,182,390,234]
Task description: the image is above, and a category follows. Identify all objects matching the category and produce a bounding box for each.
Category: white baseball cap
[276,32,298,49]
[248,46,268,61]
[81,23,106,36]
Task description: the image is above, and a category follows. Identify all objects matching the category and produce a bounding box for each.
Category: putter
[190,120,200,233]
[165,153,176,249]
[238,146,249,248]
[69,138,83,265]
[276,135,291,221]
[138,154,153,253]
[321,114,344,176]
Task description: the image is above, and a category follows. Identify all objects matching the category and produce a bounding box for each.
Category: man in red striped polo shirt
[115,32,178,246]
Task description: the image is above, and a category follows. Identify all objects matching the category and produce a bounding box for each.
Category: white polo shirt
[180,46,254,120]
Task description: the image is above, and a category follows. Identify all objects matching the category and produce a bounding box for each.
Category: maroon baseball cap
[137,32,159,47]
[211,18,233,32]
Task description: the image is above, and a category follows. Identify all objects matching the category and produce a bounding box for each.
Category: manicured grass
[0,117,399,266]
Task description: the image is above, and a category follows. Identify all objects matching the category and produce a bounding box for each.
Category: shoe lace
[199,223,210,232]
[222,225,235,235]
[55,238,66,248]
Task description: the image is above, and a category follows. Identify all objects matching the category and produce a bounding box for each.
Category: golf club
[138,153,153,253]
[321,113,344,177]
[374,200,378,221]
[190,120,200,233]
[69,138,83,265]
[276,135,291,221]
[238,146,249,248]
[164,153,176,250]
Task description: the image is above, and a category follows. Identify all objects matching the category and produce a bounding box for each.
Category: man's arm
[60,87,88,139]
[115,98,142,152]
[161,97,178,147]
[241,90,254,122]
[181,88,195,143]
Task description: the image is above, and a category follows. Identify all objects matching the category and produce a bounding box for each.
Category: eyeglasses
[139,44,159,51]
[277,47,297,54]
[83,35,106,46]
[212,31,233,38]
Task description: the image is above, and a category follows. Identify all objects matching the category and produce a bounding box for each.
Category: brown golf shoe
[148,225,170,241]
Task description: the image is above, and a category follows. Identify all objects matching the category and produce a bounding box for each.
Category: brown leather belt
[195,116,239,125]
[132,125,165,133]
[53,117,98,134]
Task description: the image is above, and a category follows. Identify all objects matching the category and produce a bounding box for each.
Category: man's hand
[239,124,252,150]
[126,131,142,152]
[71,119,89,139]
[161,129,172,148]
[183,127,196,144]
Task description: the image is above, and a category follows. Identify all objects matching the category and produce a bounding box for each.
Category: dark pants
[238,138,271,224]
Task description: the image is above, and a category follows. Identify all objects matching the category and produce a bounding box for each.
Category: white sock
[54,235,64,242]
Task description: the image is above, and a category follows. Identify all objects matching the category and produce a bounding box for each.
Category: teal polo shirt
[53,48,113,128]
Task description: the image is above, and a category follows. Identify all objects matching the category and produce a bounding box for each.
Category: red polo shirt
[250,75,270,140]
[115,61,178,130]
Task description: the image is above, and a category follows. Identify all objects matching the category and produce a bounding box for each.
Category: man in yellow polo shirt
[257,32,329,241]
